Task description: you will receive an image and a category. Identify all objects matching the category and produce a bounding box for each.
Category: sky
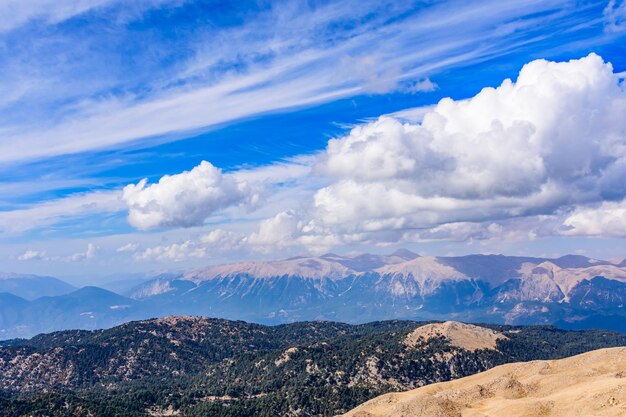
[1,0,626,280]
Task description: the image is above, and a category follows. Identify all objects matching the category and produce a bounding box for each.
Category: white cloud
[248,211,302,250]
[116,242,138,253]
[122,155,318,231]
[200,229,245,247]
[0,0,112,32]
[123,161,254,230]
[68,243,98,262]
[17,249,47,261]
[305,53,626,239]
[0,0,595,164]
[561,199,626,237]
[119,54,626,255]
[134,240,205,262]
[405,78,438,93]
[16,243,100,263]
[0,0,178,32]
[0,190,123,235]
[604,0,626,33]
[7,53,626,267]
[131,228,247,262]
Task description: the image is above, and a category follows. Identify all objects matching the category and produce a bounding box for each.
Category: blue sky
[1,0,626,279]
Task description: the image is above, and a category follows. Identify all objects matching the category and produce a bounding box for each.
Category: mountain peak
[320,252,343,259]
[389,249,420,260]
[375,256,466,279]
[551,254,595,268]
[0,273,76,300]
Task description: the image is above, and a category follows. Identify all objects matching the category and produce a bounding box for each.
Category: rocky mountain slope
[1,317,626,416]
[131,252,626,331]
[2,252,626,338]
[342,347,626,417]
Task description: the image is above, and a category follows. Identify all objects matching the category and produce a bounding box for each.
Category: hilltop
[404,321,508,351]
[342,347,626,417]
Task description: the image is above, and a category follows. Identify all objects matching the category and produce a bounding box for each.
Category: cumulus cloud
[68,243,98,262]
[248,211,301,248]
[134,240,206,262]
[561,199,626,237]
[17,249,48,261]
[123,161,254,230]
[17,244,100,262]
[200,229,245,247]
[306,53,626,239]
[130,228,247,262]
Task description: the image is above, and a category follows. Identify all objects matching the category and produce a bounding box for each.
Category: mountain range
[2,251,626,339]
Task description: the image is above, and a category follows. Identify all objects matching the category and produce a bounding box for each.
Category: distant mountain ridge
[133,251,626,330]
[1,251,626,339]
[0,273,76,300]
[181,249,420,282]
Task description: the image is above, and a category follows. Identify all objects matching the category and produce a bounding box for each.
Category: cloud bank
[16,54,620,263]
[310,53,626,236]
[120,53,626,260]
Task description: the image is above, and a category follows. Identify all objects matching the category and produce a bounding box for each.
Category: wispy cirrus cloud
[0,0,183,33]
[604,0,626,32]
[1,0,605,165]
[0,191,123,235]
[0,0,113,32]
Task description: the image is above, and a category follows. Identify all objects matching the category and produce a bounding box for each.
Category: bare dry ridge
[404,321,508,351]
[341,347,626,417]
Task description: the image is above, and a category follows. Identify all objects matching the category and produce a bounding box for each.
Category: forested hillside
[1,317,625,416]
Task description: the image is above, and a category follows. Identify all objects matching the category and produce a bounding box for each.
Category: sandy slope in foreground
[341,347,626,417]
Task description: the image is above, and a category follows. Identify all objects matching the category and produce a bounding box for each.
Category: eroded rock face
[342,347,626,417]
